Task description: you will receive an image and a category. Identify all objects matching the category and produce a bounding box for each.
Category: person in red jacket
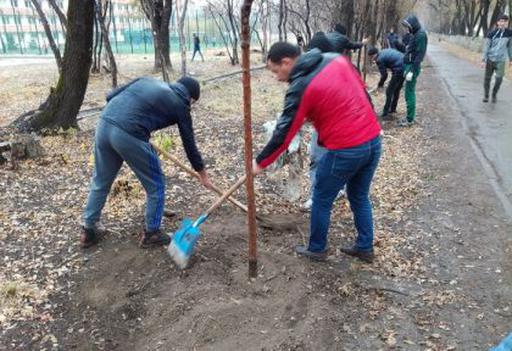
[253,42,382,263]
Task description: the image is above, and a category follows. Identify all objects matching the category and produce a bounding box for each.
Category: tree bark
[140,0,173,71]
[227,0,239,64]
[176,0,189,77]
[336,0,354,37]
[479,0,490,35]
[260,0,269,62]
[240,0,258,278]
[11,0,94,133]
[31,0,62,72]
[209,5,236,65]
[47,0,67,35]
[96,0,117,87]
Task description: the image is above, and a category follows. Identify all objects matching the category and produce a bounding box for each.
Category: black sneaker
[340,246,374,263]
[295,245,327,261]
[483,96,489,103]
[139,230,171,248]
[492,95,497,103]
[80,226,102,248]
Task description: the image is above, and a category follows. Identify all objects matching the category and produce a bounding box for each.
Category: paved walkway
[428,43,512,218]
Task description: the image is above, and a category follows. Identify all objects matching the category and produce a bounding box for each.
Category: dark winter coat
[101,77,204,171]
[401,14,428,72]
[375,49,404,87]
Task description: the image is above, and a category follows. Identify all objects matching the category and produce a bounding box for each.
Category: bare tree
[31,0,62,72]
[12,0,95,133]
[95,0,117,87]
[207,0,240,65]
[140,0,173,71]
[285,0,312,43]
[48,0,67,35]
[176,0,189,77]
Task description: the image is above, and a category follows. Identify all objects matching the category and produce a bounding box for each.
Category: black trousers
[383,73,404,114]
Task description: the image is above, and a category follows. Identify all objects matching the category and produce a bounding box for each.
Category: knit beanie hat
[497,14,509,21]
[178,76,200,101]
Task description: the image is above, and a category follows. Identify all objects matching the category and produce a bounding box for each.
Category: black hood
[289,49,323,82]
[402,14,421,34]
[308,31,334,53]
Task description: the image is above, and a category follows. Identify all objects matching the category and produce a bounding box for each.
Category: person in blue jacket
[82,76,212,249]
[368,46,405,119]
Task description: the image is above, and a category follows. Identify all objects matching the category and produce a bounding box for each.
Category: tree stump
[0,134,45,168]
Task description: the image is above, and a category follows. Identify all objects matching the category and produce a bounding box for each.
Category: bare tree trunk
[240,0,258,278]
[278,0,285,40]
[209,5,236,65]
[176,0,189,76]
[261,0,269,62]
[92,9,101,73]
[11,0,94,133]
[48,0,67,35]
[31,0,62,72]
[479,0,490,35]
[227,0,239,64]
[140,0,173,71]
[336,0,354,37]
[96,0,117,87]
[10,1,24,55]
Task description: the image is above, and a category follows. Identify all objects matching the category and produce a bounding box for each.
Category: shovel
[168,175,247,269]
[152,142,251,214]
[152,143,304,232]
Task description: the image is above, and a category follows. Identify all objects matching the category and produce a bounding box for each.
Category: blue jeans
[83,119,165,232]
[309,131,328,194]
[309,136,381,252]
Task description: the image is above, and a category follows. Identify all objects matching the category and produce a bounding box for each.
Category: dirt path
[1,50,511,350]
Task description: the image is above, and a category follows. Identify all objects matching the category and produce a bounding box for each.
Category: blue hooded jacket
[101,77,204,171]
[375,48,404,87]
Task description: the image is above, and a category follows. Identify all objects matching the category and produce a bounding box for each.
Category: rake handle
[152,142,250,213]
[204,175,247,217]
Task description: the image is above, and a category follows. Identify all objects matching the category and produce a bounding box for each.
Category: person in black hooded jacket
[326,23,369,56]
[399,14,428,127]
[82,76,213,249]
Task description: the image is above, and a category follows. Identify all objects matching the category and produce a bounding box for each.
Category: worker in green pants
[399,14,428,127]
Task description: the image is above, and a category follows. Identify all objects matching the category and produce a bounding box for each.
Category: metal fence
[0,8,259,56]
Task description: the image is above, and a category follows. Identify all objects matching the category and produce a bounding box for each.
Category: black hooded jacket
[401,14,428,72]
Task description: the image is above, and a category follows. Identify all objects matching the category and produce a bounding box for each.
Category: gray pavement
[428,43,512,218]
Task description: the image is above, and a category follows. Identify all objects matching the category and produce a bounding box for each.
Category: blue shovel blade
[168,216,205,268]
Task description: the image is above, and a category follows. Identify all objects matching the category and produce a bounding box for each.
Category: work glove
[405,71,414,82]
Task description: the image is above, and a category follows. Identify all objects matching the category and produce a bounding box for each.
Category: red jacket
[256,50,381,169]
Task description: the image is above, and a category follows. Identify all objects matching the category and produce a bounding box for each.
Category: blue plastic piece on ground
[491,332,512,351]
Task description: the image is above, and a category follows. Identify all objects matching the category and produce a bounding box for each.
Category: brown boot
[139,229,171,248]
[340,246,374,263]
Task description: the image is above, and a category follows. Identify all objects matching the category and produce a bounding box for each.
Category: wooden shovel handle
[151,142,250,213]
[204,175,247,216]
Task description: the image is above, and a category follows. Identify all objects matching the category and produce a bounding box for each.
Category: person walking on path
[253,42,382,263]
[368,46,405,120]
[399,14,428,127]
[191,33,205,62]
[481,14,512,103]
[82,76,212,249]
